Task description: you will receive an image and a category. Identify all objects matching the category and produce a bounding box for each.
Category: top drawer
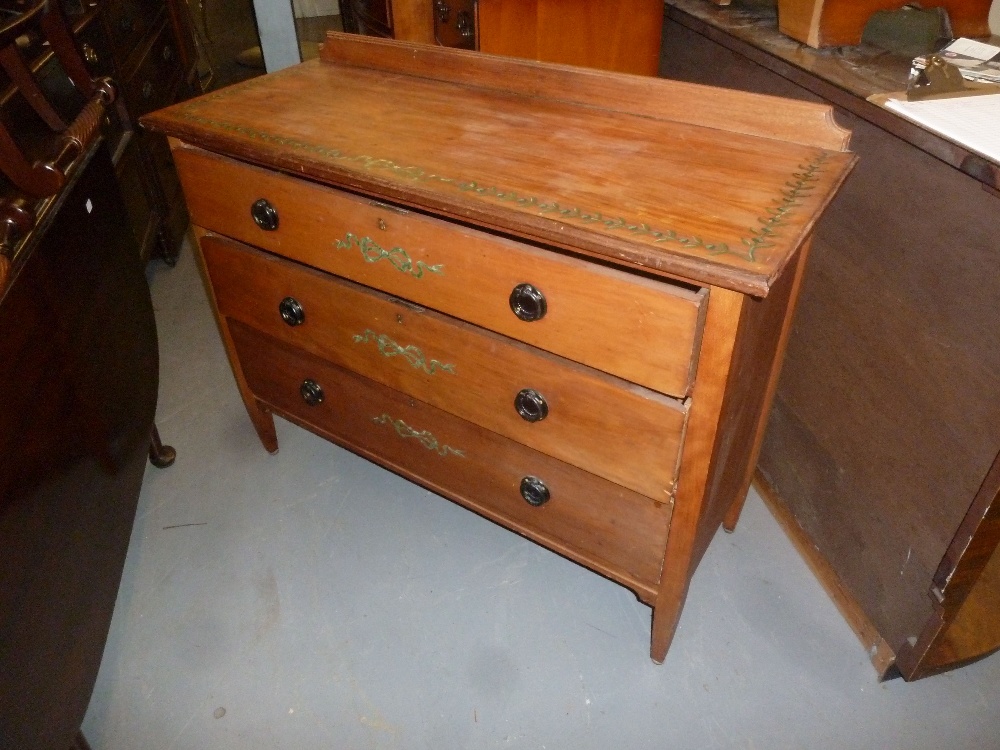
[173,147,707,397]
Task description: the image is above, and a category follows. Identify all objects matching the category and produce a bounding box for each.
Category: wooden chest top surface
[142,33,855,295]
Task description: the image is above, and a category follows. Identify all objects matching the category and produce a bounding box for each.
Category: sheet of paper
[885,94,1000,164]
[945,38,1000,61]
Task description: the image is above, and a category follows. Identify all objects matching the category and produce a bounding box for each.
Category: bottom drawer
[230,320,671,591]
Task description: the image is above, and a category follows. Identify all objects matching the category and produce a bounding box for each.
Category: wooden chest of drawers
[142,33,855,663]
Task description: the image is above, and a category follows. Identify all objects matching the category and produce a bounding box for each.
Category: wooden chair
[0,0,174,469]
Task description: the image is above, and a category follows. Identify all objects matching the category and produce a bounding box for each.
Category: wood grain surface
[142,34,855,295]
[200,232,689,500]
[177,148,707,397]
[477,0,664,75]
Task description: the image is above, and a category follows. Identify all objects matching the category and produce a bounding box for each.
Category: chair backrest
[0,0,122,294]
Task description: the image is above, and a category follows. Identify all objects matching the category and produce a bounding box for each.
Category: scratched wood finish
[201,233,689,500]
[144,34,854,296]
[176,148,707,397]
[476,0,664,75]
[143,37,853,663]
[777,0,992,48]
[230,320,672,591]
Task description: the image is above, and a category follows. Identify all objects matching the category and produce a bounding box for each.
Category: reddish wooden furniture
[143,33,854,663]
[0,3,163,746]
[341,0,665,75]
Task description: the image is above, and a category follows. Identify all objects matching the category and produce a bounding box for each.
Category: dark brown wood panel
[661,8,1000,676]
[0,143,158,750]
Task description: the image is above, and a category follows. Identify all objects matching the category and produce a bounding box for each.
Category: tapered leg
[248,398,279,454]
[722,493,748,533]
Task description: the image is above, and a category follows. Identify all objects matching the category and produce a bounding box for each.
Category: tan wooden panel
[177,148,706,397]
[477,0,664,76]
[230,320,672,590]
[200,233,689,500]
[777,0,992,48]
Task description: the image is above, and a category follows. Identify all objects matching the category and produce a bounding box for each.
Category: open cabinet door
[896,454,1000,679]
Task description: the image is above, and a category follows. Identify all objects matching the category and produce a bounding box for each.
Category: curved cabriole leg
[148,424,176,468]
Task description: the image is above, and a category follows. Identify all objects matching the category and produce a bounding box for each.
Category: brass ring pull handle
[509,283,546,322]
[520,476,550,507]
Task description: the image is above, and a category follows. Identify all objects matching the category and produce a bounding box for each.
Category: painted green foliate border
[178,87,830,265]
[335,233,443,278]
[353,329,456,375]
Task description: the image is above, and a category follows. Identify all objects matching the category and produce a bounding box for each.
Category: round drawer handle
[141,80,153,99]
[300,379,324,406]
[509,283,546,322]
[278,296,305,326]
[514,388,548,422]
[251,198,279,231]
[520,476,550,507]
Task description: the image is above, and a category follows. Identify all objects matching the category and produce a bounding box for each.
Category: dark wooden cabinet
[72,0,197,263]
[662,0,1000,681]
[0,139,159,750]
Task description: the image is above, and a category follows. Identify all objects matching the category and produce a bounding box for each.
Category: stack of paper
[885,94,1000,164]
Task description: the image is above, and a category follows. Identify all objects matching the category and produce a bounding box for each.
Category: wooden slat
[319,31,851,152]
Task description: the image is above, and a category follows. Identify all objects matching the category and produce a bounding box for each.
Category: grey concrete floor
[83,244,1000,749]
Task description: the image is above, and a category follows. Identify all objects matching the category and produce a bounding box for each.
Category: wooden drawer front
[230,320,671,589]
[176,149,705,398]
[202,234,687,500]
[102,0,161,74]
[124,17,183,119]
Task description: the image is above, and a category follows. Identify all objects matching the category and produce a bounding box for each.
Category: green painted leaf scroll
[352,329,456,375]
[371,413,465,457]
[334,232,443,278]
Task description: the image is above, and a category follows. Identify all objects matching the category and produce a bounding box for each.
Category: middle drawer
[201,233,688,502]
